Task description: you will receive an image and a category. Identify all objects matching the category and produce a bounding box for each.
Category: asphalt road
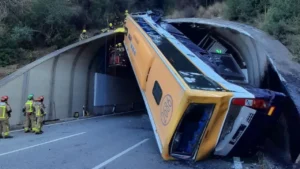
[0,112,262,169]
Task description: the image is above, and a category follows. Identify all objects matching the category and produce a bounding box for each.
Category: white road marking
[233,157,243,169]
[91,138,149,169]
[0,132,86,157]
[11,110,144,133]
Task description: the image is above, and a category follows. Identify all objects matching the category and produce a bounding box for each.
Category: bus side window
[152,81,162,105]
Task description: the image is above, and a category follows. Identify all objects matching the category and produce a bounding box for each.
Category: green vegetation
[0,0,160,67]
[0,0,299,67]
[165,0,300,62]
[226,0,300,61]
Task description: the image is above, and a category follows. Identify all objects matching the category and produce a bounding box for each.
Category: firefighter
[0,96,12,138]
[118,43,124,52]
[109,23,114,30]
[121,10,129,25]
[117,43,126,66]
[34,96,45,134]
[23,94,36,133]
[79,29,88,41]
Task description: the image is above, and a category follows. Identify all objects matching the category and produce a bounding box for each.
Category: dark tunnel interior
[91,33,145,115]
[96,34,135,79]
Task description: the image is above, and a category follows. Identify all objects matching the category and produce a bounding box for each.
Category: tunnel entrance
[170,22,300,163]
[89,33,145,116]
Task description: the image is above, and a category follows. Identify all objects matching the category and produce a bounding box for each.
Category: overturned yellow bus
[123,11,285,161]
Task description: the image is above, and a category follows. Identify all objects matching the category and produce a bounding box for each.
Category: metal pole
[112,104,116,114]
[53,101,57,120]
[104,36,108,115]
[114,35,117,76]
[83,105,85,117]
[104,36,107,74]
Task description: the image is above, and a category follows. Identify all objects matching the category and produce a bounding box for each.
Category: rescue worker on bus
[0,96,12,138]
[118,43,124,52]
[117,43,126,66]
[108,23,114,30]
[23,94,36,133]
[79,29,88,41]
[34,96,45,134]
[123,10,129,25]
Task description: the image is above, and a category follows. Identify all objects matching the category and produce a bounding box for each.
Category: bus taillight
[232,98,268,109]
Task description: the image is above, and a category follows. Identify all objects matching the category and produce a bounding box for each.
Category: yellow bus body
[124,15,233,161]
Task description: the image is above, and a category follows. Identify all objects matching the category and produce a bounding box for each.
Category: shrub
[261,0,300,61]
[0,48,25,67]
[10,26,34,48]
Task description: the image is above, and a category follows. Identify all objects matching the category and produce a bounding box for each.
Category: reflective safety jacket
[24,100,35,113]
[0,102,11,120]
[34,102,45,117]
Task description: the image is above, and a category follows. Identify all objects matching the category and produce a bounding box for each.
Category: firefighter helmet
[1,96,8,102]
[82,29,87,33]
[28,94,34,100]
[37,96,44,102]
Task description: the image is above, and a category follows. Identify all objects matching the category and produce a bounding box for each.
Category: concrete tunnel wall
[0,32,143,126]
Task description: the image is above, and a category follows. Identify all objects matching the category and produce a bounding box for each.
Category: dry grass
[200,2,226,18]
[0,64,18,79]
[166,2,226,19]
[166,6,197,19]
[0,46,58,80]
[19,46,57,66]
